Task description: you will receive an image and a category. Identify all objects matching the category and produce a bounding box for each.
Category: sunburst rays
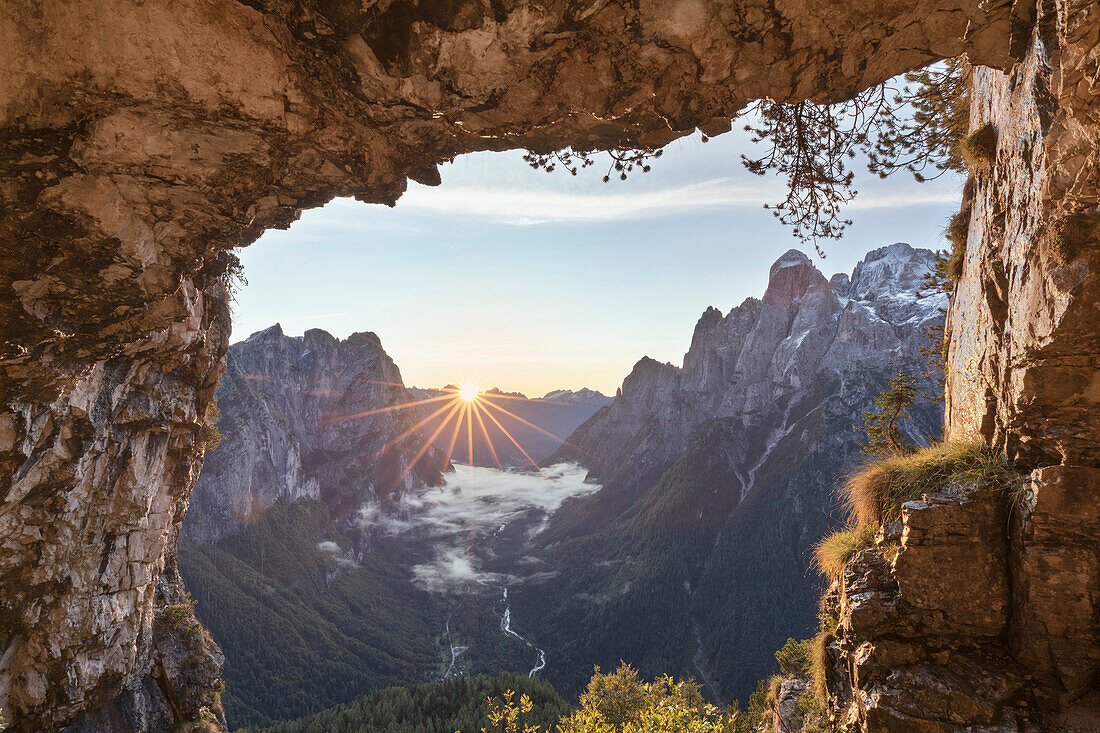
[318,381,592,495]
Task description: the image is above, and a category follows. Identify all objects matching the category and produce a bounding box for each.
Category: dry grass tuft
[813,442,1021,581]
[764,674,785,711]
[813,525,875,580]
[809,630,832,703]
[945,205,970,271]
[958,122,998,170]
[840,441,1013,528]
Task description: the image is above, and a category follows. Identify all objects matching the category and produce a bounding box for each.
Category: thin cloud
[317,178,961,227]
[395,178,770,225]
[281,311,357,323]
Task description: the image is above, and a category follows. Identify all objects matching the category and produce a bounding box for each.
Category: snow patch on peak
[771,249,813,271]
[542,388,613,406]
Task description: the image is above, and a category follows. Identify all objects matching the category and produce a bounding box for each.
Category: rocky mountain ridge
[186,325,447,543]
[552,243,946,501]
[407,386,611,468]
[541,388,614,407]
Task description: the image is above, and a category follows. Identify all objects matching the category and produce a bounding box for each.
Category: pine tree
[856,371,919,458]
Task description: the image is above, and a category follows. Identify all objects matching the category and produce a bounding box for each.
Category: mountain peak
[346,331,383,349]
[862,241,915,262]
[763,249,828,305]
[247,323,285,341]
[772,249,813,269]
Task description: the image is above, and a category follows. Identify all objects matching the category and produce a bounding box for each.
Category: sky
[232,128,964,397]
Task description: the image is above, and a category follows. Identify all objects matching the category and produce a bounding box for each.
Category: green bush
[774,638,812,676]
[162,594,196,628]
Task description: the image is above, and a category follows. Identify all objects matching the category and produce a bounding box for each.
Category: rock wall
[1,269,231,730]
[791,6,1100,729]
[0,0,1094,730]
[814,475,1100,732]
[941,0,1100,721]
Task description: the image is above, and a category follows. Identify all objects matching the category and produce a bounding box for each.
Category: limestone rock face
[819,480,1100,732]
[185,325,446,544]
[0,273,231,731]
[942,0,1100,720]
[945,3,1100,470]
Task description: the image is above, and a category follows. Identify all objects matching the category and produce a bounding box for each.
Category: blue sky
[232,129,963,397]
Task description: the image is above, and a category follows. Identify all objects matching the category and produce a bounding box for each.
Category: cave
[1,1,1097,730]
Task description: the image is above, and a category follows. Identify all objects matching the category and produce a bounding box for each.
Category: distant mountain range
[184,325,448,544]
[408,386,612,468]
[180,327,612,725]
[187,327,611,542]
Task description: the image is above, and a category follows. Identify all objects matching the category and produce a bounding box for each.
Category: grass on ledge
[813,525,876,580]
[813,442,1022,580]
[841,441,1017,528]
[809,630,831,703]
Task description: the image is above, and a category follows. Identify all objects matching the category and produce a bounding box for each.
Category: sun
[457,382,481,402]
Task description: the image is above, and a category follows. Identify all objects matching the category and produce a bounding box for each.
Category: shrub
[957,123,998,170]
[795,691,830,732]
[163,594,196,628]
[945,203,970,270]
[200,396,223,450]
[855,371,921,458]
[841,441,1014,528]
[553,663,741,733]
[946,206,970,251]
[1046,210,1093,264]
[481,690,540,733]
[763,674,784,711]
[223,250,248,301]
[774,638,812,676]
[812,525,875,580]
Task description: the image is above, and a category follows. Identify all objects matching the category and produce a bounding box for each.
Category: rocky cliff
[803,4,1100,729]
[185,325,447,544]
[0,1,1096,730]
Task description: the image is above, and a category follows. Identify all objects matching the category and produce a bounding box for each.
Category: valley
[180,243,945,727]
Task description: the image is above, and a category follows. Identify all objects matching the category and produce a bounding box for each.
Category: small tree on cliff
[856,371,920,458]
